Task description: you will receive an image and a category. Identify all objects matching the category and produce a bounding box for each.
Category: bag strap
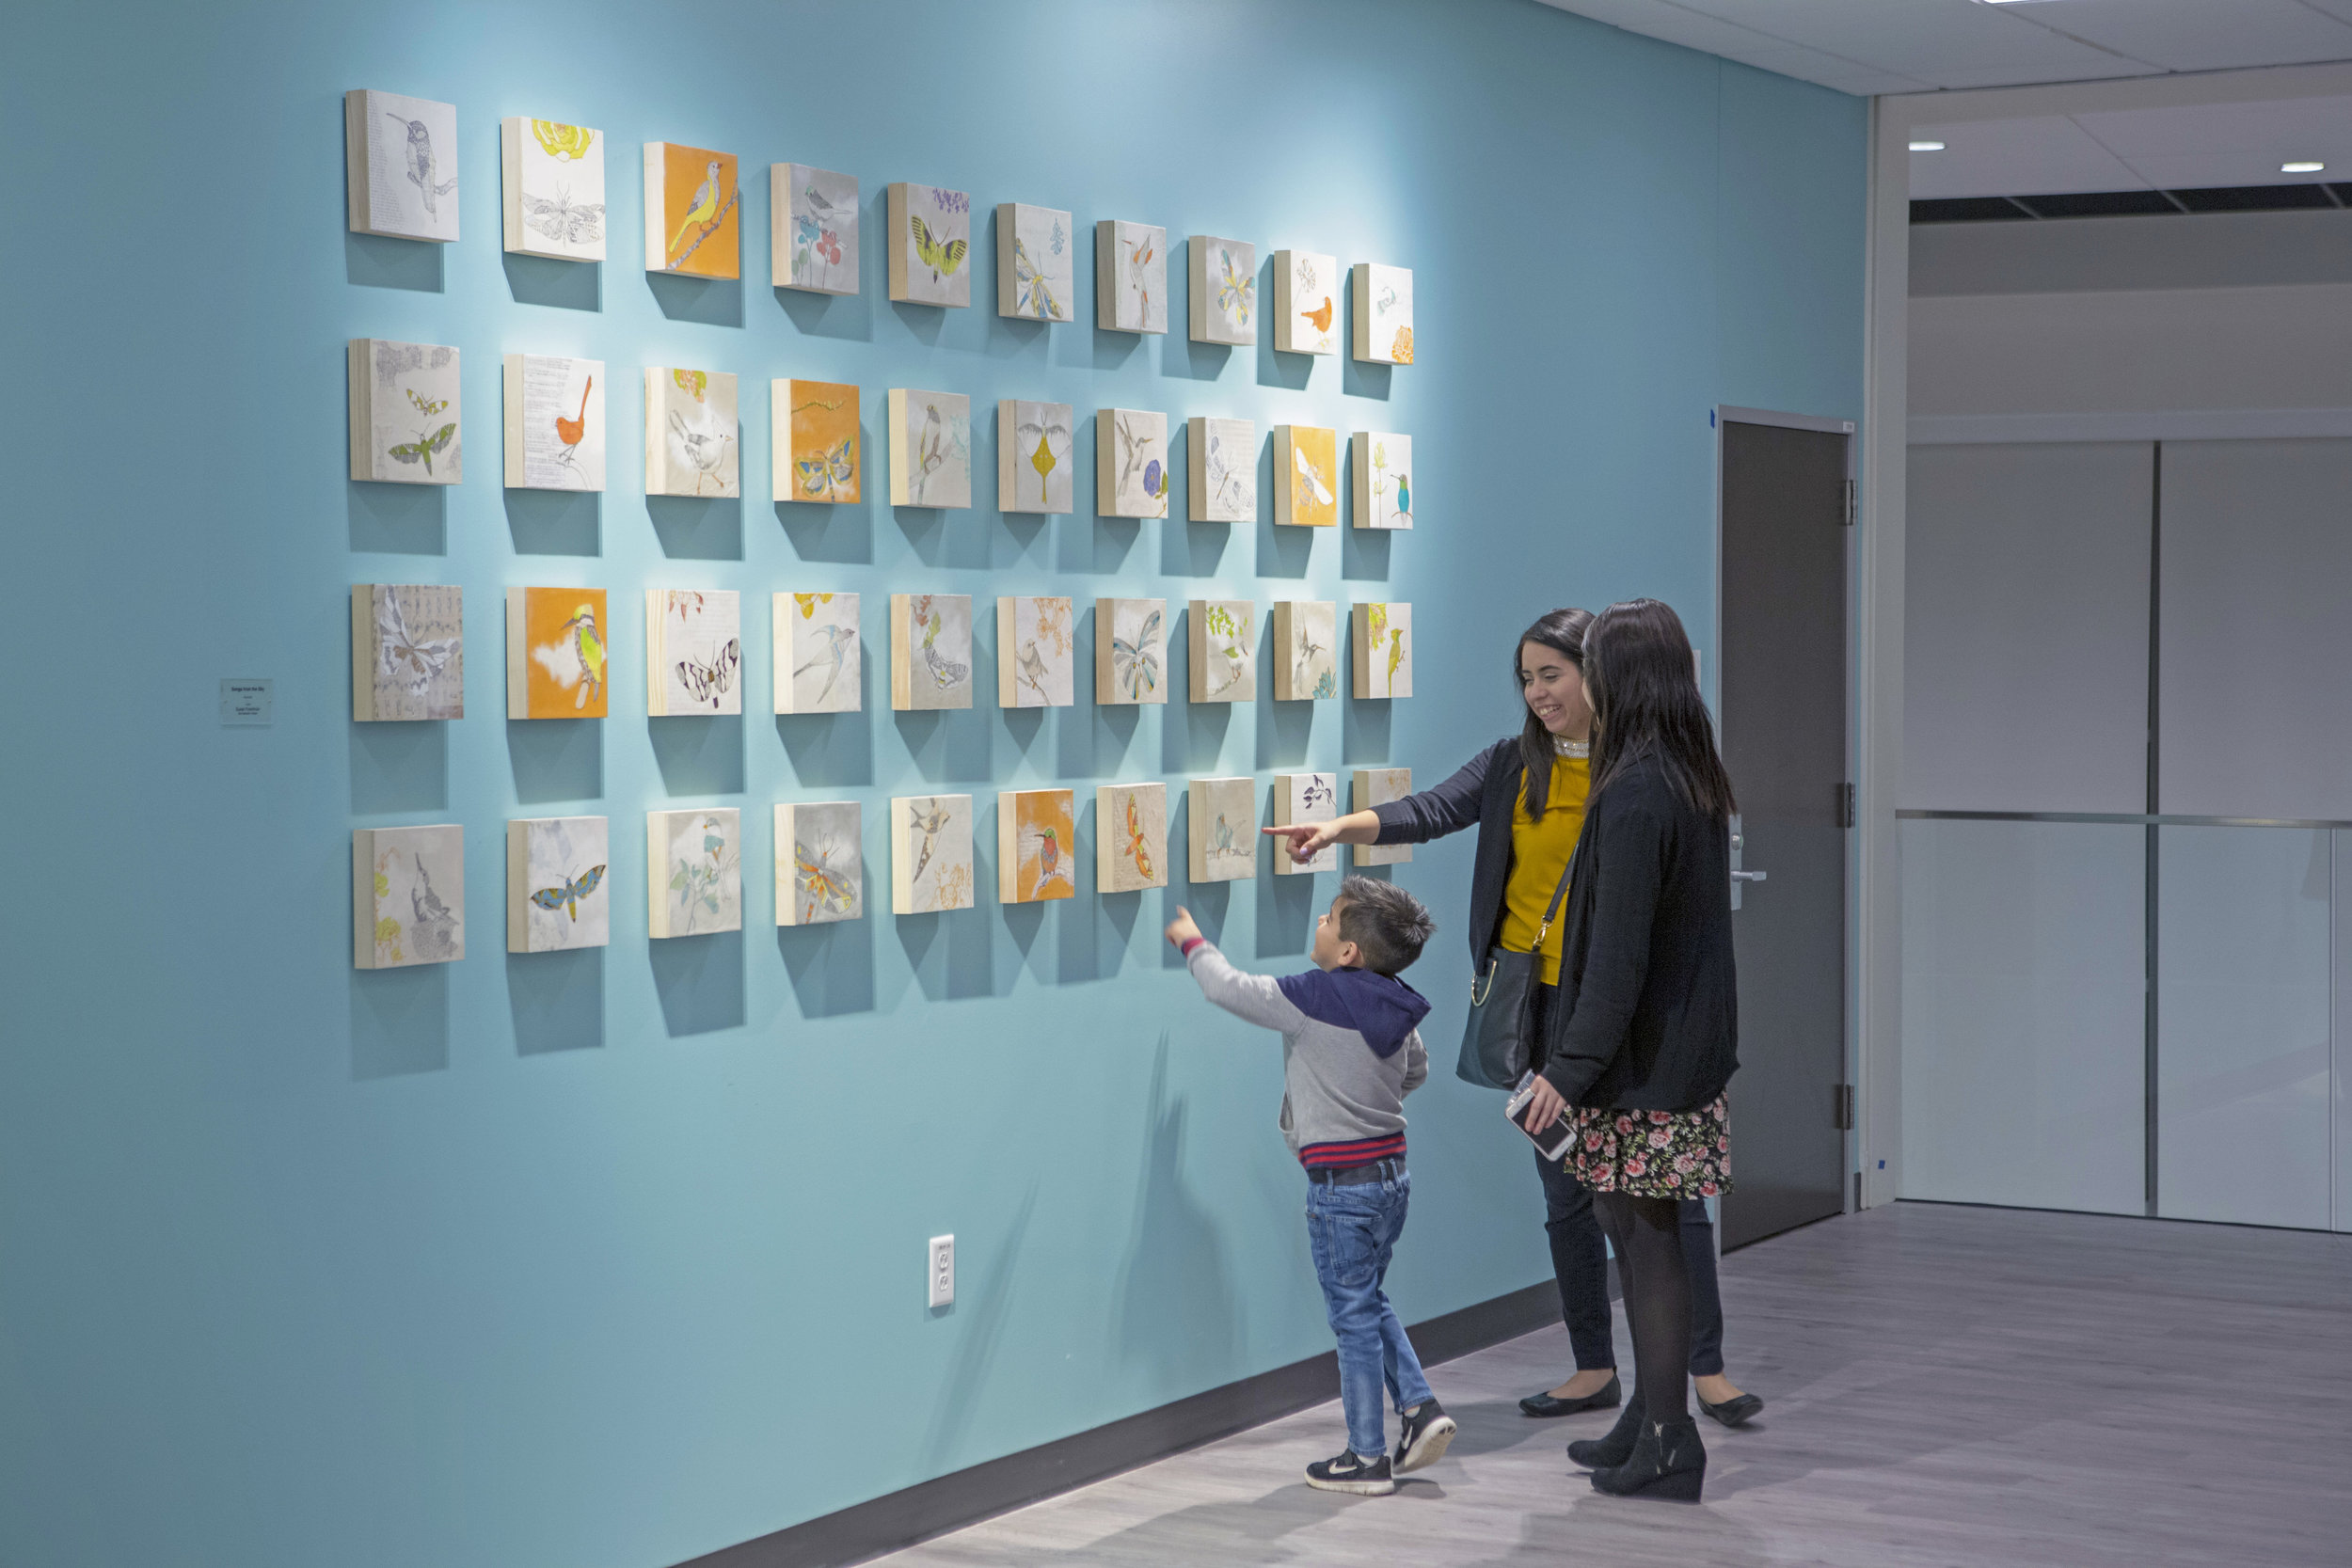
[1532,836,1581,952]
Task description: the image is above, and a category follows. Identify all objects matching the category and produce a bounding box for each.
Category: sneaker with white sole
[1305,1447,1396,1495]
[1394,1400,1458,1474]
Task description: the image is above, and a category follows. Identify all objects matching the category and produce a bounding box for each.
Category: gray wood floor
[869,1202,2352,1567]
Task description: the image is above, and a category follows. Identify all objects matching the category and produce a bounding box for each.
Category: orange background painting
[659,143,739,278]
[1291,427,1337,528]
[522,587,609,718]
[787,380,860,503]
[1010,789,1074,903]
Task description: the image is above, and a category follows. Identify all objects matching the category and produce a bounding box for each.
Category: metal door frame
[1712,405,1860,1219]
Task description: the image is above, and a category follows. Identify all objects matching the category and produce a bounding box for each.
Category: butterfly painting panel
[893,794,975,913]
[775,379,859,504]
[1097,783,1168,894]
[649,589,741,715]
[349,90,459,243]
[649,807,742,937]
[1096,220,1166,334]
[999,595,1073,708]
[1097,597,1167,706]
[351,339,461,485]
[502,117,604,261]
[775,164,858,294]
[776,591,861,714]
[1276,426,1338,529]
[889,388,972,509]
[355,584,463,721]
[354,823,465,969]
[511,815,610,952]
[1186,776,1258,884]
[648,369,739,498]
[890,182,972,308]
[777,800,863,927]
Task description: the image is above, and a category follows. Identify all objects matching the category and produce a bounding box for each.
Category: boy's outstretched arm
[1165,907,1303,1034]
[1400,1029,1428,1097]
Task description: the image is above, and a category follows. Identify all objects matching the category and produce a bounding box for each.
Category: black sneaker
[1394,1400,1458,1475]
[1305,1447,1395,1496]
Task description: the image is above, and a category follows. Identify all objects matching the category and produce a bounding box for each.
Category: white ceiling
[1910,96,2352,197]
[1538,0,2352,97]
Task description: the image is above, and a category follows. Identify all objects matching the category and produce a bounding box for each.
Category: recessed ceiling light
[2282,160,2326,174]
[1909,140,1946,152]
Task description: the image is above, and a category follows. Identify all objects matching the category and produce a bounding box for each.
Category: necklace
[1554,736,1590,759]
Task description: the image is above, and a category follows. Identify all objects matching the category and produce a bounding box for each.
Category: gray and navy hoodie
[1182,941,1432,1171]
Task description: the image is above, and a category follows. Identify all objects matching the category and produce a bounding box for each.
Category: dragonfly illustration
[1217,246,1254,325]
[794,834,858,921]
[1010,235,1062,319]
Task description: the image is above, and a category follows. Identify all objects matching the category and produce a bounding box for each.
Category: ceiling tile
[2078,95,2352,188]
[1726,47,1934,96]
[2025,0,2352,72]
[1666,0,2158,87]
[1907,115,2150,198]
[1534,0,1800,58]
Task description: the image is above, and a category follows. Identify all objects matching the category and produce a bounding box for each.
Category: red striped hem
[1299,1135,1406,1169]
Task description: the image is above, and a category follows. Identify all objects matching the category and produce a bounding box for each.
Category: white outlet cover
[928,1234,955,1308]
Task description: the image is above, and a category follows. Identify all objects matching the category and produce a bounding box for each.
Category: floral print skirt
[1565,1095,1731,1200]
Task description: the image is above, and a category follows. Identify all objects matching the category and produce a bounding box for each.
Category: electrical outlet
[928,1234,954,1308]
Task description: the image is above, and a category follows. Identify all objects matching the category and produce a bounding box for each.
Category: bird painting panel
[997,203,1073,324]
[645,141,739,278]
[1098,408,1169,519]
[647,369,739,498]
[510,816,610,953]
[1352,262,1414,365]
[1097,220,1167,335]
[999,789,1076,904]
[502,117,604,262]
[647,589,741,716]
[1274,773,1341,876]
[774,163,858,294]
[894,794,975,914]
[1275,425,1338,528]
[1186,777,1259,884]
[353,824,466,969]
[998,595,1073,709]
[890,388,972,509]
[1351,432,1411,531]
[1271,600,1337,703]
[776,801,863,927]
[504,356,604,491]
[776,591,861,714]
[1350,602,1413,700]
[891,594,973,711]
[648,808,742,937]
[1186,598,1255,705]
[510,586,609,719]
[348,90,459,243]
[890,182,971,308]
[1273,250,1338,356]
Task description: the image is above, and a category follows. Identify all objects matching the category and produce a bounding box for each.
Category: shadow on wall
[921,1185,1039,1471]
[1115,1034,1239,1393]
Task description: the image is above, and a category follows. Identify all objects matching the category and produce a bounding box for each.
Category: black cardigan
[1534,755,1738,1113]
[1367,736,1529,973]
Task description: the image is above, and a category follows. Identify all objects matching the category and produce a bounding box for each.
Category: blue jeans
[1305,1169,1433,1459]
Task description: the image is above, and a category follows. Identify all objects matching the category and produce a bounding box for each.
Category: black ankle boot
[1565,1390,1645,1469]
[1590,1415,1706,1502]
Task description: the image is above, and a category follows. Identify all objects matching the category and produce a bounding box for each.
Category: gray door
[1716,419,1849,1251]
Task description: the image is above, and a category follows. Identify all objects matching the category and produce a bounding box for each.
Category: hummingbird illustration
[792,623,857,705]
[560,604,605,709]
[1029,826,1063,899]
[385,114,457,216]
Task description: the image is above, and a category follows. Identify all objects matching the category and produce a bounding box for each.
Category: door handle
[1732,871,1768,883]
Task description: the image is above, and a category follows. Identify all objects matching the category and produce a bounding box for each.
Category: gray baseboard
[675,1279,1562,1568]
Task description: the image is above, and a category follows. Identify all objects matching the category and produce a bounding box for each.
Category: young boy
[1165,876,1457,1496]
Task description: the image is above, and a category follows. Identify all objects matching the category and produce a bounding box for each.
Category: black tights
[1594,1191,1692,1426]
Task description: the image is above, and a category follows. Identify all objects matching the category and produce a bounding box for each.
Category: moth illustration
[675,638,740,709]
[1293,443,1334,509]
[521,185,604,246]
[797,436,856,501]
[531,863,607,921]
[390,387,455,473]
[374,591,456,695]
[911,214,968,284]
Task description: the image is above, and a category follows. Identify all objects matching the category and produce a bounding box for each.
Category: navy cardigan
[1367,736,1528,974]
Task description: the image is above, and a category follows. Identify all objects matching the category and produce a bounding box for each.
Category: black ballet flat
[1519,1372,1621,1418]
[1699,1391,1763,1428]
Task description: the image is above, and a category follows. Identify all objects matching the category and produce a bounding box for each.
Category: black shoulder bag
[1454,844,1579,1090]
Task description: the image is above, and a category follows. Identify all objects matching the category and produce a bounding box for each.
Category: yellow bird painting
[669,160,723,262]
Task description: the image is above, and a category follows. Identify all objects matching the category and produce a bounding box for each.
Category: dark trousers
[1535,1144,1725,1377]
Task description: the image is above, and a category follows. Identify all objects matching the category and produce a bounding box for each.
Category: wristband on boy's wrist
[1180,936,1207,958]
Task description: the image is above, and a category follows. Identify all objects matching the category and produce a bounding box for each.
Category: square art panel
[890,594,973,710]
[646,588,742,715]
[353,584,462,721]
[777,800,863,927]
[774,592,861,714]
[774,379,859,503]
[1188,234,1256,345]
[998,789,1077,904]
[997,203,1074,322]
[888,182,972,307]
[501,117,604,261]
[1096,597,1168,705]
[353,824,464,968]
[1271,601,1338,701]
[1096,220,1166,334]
[1273,249,1338,355]
[347,89,458,243]
[997,595,1073,708]
[507,816,609,952]
[998,401,1074,514]
[348,339,460,484]
[1272,773,1340,876]
[1187,777,1258,884]
[1352,602,1414,699]
[1353,768,1413,867]
[502,355,604,491]
[1186,599,1255,704]
[1187,418,1255,523]
[648,808,742,938]
[1351,433,1412,530]
[888,388,972,508]
[1275,425,1338,528]
[506,587,608,719]
[773,163,858,293]
[1352,262,1414,365]
[644,141,739,277]
[893,794,975,913]
[646,369,739,498]
[1097,408,1169,518]
[1098,783,1168,894]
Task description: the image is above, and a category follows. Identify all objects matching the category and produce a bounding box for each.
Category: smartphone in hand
[1505,1072,1579,1162]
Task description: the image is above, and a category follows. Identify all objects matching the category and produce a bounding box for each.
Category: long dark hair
[1584,599,1737,820]
[1515,608,1593,820]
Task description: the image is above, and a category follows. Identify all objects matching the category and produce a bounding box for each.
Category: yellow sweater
[1498,752,1591,985]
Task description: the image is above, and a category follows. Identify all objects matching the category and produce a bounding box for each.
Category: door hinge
[1836,782,1856,829]
[1835,1084,1856,1131]
[1843,479,1856,527]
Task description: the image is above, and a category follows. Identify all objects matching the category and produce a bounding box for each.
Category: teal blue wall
[0,2,1864,1563]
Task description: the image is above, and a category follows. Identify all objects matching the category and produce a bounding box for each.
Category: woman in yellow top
[1268,609,1760,1431]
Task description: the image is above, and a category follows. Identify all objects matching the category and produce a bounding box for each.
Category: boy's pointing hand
[1165,907,1201,950]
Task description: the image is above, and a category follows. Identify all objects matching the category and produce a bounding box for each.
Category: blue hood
[1277,967,1432,1059]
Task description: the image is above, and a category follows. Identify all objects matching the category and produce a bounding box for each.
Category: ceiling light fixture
[1909,140,1946,152]
[2282,160,2326,174]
